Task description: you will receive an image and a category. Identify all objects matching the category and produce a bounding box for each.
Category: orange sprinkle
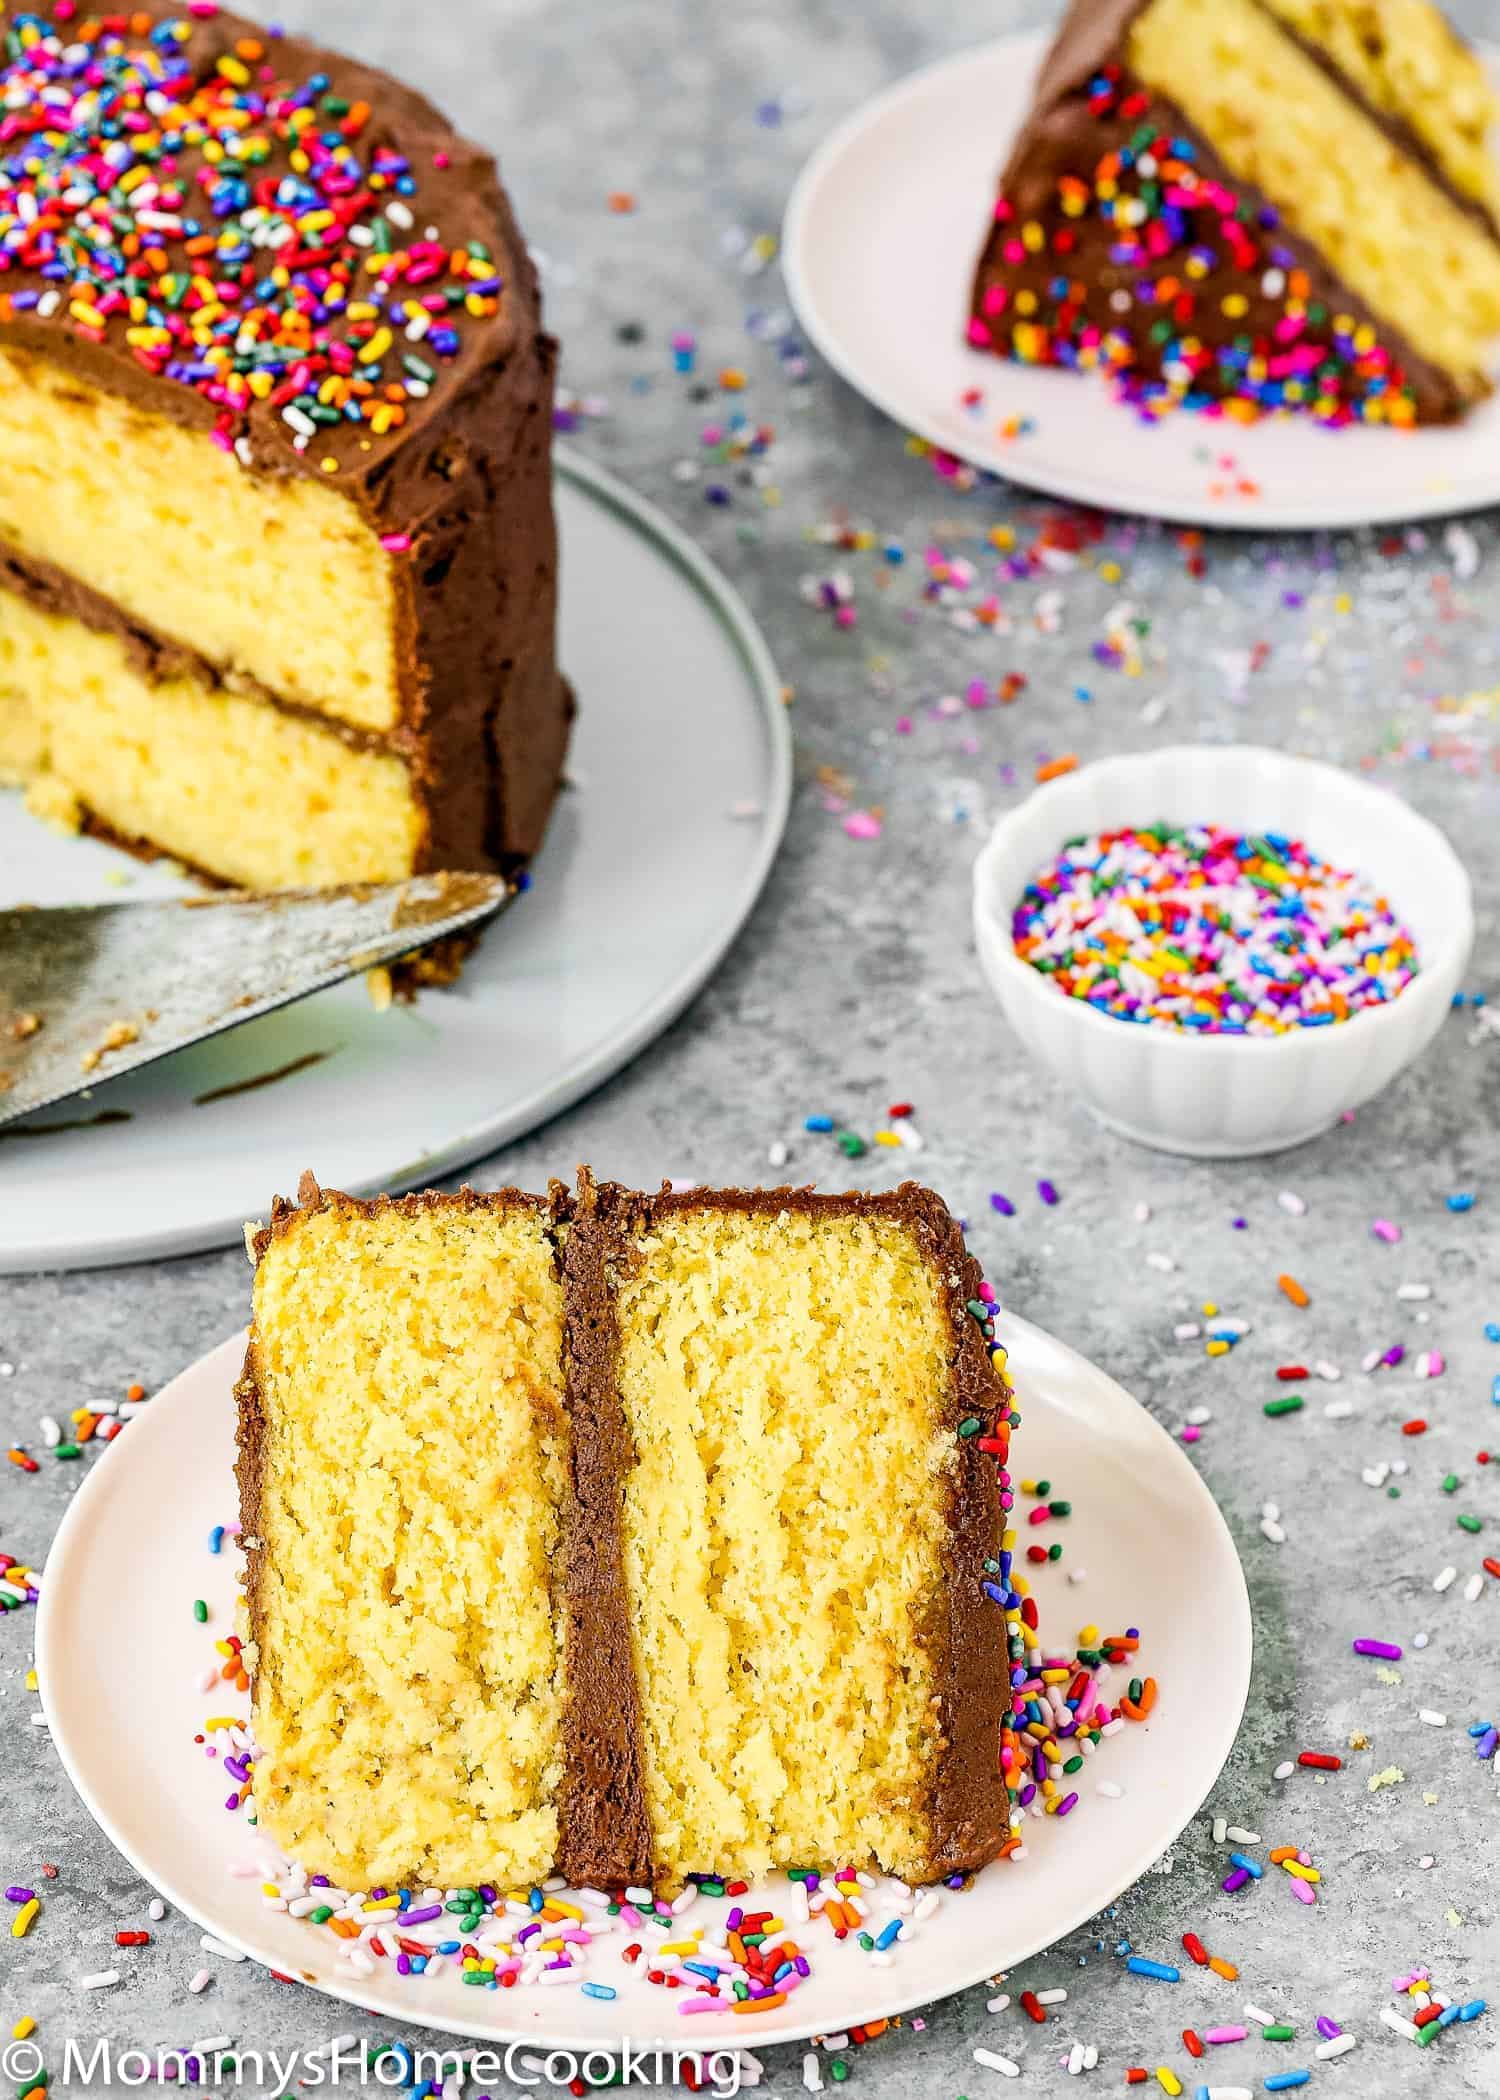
[1207,1956,1238,1981]
[1269,1845,1298,1864]
[1278,1273,1310,1308]
[126,1383,145,1402]
[733,1993,786,2015]
[1035,754,1079,784]
[607,191,636,214]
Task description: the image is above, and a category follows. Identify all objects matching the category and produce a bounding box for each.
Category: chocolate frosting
[970,0,1495,423]
[0,1,571,867]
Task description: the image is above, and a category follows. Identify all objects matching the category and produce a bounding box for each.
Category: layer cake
[0,1,570,888]
[236,1171,1015,1892]
[968,0,1500,424]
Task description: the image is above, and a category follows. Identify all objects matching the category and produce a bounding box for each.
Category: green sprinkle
[1261,2024,1296,2041]
[308,1905,333,1925]
[1441,1473,1460,1494]
[958,1417,982,1439]
[857,1931,874,1950]
[53,1443,82,1460]
[830,2061,850,2083]
[1047,1542,1062,1561]
[1458,1514,1483,1535]
[1264,1394,1305,1417]
[834,1130,866,1158]
[1047,1499,1071,1517]
[193,1599,208,1623]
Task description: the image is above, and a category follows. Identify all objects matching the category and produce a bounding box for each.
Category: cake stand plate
[782,31,1500,531]
[36,1310,1252,2057]
[0,449,791,1272]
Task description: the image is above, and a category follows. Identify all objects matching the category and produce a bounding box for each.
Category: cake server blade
[0,871,514,1129]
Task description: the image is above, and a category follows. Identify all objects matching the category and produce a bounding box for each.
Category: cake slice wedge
[237,1171,1015,1893]
[968,0,1500,424]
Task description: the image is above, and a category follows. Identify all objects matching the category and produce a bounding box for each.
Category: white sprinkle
[1420,1710,1448,1727]
[1273,1761,1296,1781]
[192,2037,232,2056]
[868,1951,894,1967]
[79,1970,121,1991]
[1260,1517,1286,1544]
[1277,1191,1306,1216]
[1225,1825,1260,1844]
[1413,1632,1430,1649]
[972,2050,1020,2077]
[1035,1987,1068,2005]
[1133,1203,1151,1223]
[986,1994,1011,2014]
[1363,1462,1390,1488]
[1066,2042,1085,2075]
[1186,1405,1212,1426]
[1243,2004,1276,2026]
[1083,2045,1098,2070]
[1397,1283,1432,1301]
[187,1970,212,1995]
[1262,1501,1280,1523]
[1315,2034,1357,2060]
[1174,1324,1202,1342]
[670,1887,699,1916]
[1146,1252,1175,1273]
[29,1713,48,1727]
[1434,1565,1458,1593]
[1323,1399,1354,1420]
[1380,2009,1420,2041]
[1096,1781,1123,1799]
[149,1898,166,1922]
[199,1935,247,1963]
[802,2052,823,2092]
[39,1416,60,1447]
[1068,1567,1087,1584]
[1211,1816,1228,1844]
[1314,1360,1342,1381]
[1466,1572,1486,1602]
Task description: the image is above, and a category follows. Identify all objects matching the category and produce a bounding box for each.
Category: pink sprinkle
[895,716,914,735]
[1180,1424,1202,1444]
[380,533,412,554]
[1289,1876,1316,1905]
[186,1,218,14]
[1205,2026,1248,2045]
[1372,1218,1401,1243]
[843,810,881,841]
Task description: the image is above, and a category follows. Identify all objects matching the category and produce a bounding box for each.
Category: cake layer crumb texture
[0,586,423,888]
[239,1185,569,1892]
[237,1175,1014,1893]
[0,0,571,884]
[969,0,1500,423]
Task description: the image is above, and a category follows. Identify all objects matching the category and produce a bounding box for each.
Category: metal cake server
[0,871,514,1130]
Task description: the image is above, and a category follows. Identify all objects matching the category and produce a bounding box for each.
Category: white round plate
[37,1310,1252,2052]
[783,31,1500,530]
[0,449,791,1274]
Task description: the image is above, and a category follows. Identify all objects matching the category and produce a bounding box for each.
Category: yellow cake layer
[248,1200,568,1890]
[1259,0,1500,220]
[1130,0,1500,391]
[612,1208,957,1886]
[0,589,423,888]
[0,348,400,732]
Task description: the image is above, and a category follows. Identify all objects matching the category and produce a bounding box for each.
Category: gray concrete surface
[4,0,1500,2092]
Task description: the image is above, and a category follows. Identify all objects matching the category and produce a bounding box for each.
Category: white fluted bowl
[972,745,1474,1158]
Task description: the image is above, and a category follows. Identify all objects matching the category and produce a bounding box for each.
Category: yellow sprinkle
[658,1938,699,1957]
[1156,2073,1183,2098]
[12,1898,39,1938]
[12,2018,36,2040]
[1201,1301,1218,1317]
[361,1896,402,1914]
[1283,1860,1321,1883]
[543,1898,582,1921]
[1205,1339,1229,1357]
[320,457,340,474]
[202,1715,241,1732]
[874,1131,902,1148]
[1078,1624,1100,1647]
[25,1670,37,1692]
[260,1882,280,1898]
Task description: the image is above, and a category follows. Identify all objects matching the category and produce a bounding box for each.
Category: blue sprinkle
[804,1114,834,1132]
[1228,1851,1263,1878]
[1492,1376,1500,1407]
[581,1981,617,2001]
[209,1526,225,1555]
[1438,2003,1463,2028]
[874,1920,903,1952]
[1460,1999,1487,2021]
[1125,1956,1180,1981]
[1487,1324,1500,1343]
[1264,2076,1310,2093]
[1448,1193,1477,1212]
